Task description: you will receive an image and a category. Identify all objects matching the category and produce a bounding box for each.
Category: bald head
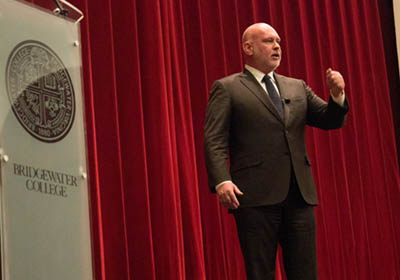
[242,23,282,73]
[242,23,276,43]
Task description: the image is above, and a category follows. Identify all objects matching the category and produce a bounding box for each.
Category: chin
[271,62,280,71]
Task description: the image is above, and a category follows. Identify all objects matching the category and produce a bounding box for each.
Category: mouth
[271,53,280,59]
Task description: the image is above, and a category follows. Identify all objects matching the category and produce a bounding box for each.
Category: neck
[245,62,275,75]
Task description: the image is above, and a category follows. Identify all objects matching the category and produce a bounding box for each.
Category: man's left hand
[326,68,345,97]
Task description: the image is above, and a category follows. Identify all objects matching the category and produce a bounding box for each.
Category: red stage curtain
[31,0,400,279]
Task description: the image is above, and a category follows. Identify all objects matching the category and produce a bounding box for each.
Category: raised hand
[326,68,345,97]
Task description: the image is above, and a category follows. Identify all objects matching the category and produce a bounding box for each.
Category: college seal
[6,40,75,143]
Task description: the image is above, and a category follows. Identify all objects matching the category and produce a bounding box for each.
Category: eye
[263,38,274,43]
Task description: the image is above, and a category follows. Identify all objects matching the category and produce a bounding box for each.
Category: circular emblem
[6,40,75,143]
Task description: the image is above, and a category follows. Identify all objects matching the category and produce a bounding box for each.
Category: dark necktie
[263,75,283,118]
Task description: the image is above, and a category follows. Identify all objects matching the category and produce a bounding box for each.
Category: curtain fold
[29,0,400,279]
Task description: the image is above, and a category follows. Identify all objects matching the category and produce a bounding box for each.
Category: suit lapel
[239,70,284,124]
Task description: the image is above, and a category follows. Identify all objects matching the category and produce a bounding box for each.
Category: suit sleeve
[204,81,232,193]
[304,81,349,129]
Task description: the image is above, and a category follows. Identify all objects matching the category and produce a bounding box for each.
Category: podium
[0,0,93,279]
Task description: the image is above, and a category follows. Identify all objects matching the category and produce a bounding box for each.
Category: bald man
[204,23,349,279]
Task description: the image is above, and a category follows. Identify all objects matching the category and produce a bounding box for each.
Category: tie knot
[263,75,271,83]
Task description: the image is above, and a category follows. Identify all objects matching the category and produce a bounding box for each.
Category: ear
[242,41,253,56]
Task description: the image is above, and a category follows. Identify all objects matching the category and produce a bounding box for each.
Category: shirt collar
[245,64,275,83]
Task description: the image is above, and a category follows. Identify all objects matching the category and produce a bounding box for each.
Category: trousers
[233,175,317,280]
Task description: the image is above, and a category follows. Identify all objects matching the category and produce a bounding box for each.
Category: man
[204,23,348,280]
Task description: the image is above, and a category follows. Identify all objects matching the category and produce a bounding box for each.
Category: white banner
[0,0,93,279]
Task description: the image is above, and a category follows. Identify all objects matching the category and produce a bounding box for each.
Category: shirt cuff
[330,91,345,107]
[215,180,232,191]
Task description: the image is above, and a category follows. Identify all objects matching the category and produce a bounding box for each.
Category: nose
[273,40,280,49]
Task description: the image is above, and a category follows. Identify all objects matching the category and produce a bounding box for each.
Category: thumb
[234,185,244,196]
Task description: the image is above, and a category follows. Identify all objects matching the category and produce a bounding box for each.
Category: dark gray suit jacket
[204,69,348,207]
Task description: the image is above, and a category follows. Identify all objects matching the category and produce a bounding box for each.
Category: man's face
[246,25,281,73]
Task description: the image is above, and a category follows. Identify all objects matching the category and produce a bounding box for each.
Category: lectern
[0,0,93,279]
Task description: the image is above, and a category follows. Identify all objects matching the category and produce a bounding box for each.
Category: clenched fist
[326,68,345,97]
